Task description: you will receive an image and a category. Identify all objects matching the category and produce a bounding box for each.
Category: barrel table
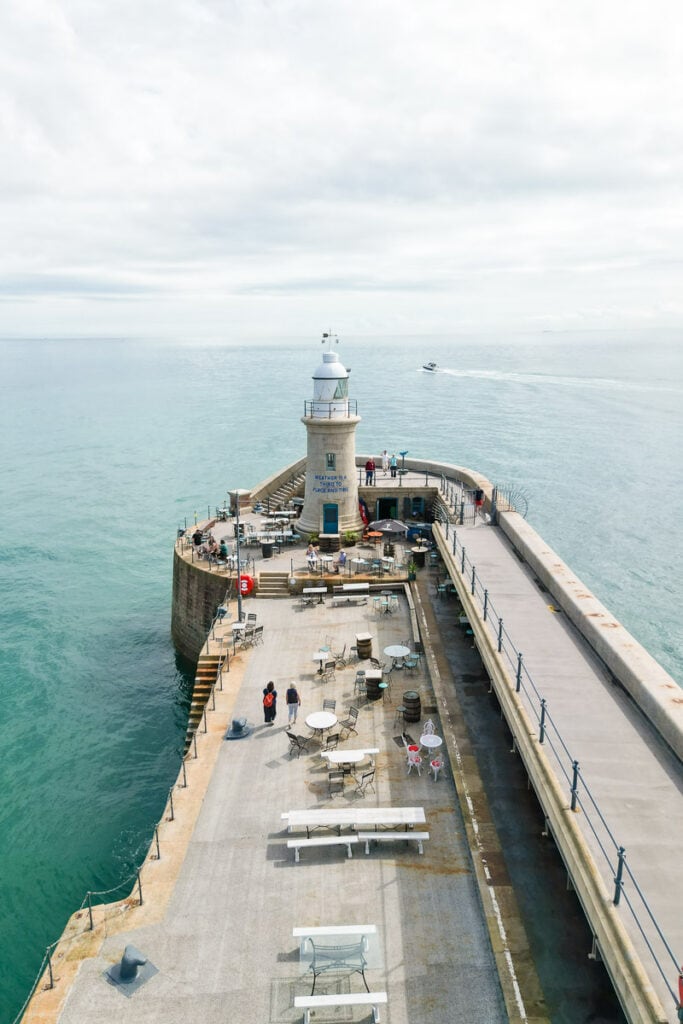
[365,669,383,701]
[356,632,374,660]
[403,690,421,723]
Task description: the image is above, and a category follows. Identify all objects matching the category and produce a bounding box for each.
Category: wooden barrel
[356,634,373,659]
[403,690,421,723]
[366,675,382,701]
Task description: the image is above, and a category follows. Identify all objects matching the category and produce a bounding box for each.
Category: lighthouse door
[322,503,339,534]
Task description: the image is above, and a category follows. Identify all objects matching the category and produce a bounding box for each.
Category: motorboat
[423,361,438,371]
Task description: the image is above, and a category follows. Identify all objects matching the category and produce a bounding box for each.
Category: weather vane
[321,330,339,348]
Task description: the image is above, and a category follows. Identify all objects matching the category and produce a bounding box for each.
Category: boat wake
[420,367,681,394]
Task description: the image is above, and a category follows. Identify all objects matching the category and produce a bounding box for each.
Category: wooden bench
[295,992,387,1023]
[287,836,359,862]
[357,830,430,855]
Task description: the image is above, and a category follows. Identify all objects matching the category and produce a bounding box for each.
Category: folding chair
[286,731,311,758]
[339,706,359,738]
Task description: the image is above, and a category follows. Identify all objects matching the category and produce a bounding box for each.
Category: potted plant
[343,530,359,547]
[407,560,418,581]
[308,533,319,545]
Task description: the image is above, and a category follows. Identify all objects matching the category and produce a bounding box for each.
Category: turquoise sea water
[0,331,681,1022]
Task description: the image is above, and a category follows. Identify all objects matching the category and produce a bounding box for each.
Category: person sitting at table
[219,538,229,559]
[333,548,347,573]
[306,543,318,568]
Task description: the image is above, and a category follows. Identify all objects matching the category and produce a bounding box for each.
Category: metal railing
[12,668,226,1024]
[439,516,682,1014]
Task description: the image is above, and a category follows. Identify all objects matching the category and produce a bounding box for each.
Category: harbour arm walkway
[437,519,683,1024]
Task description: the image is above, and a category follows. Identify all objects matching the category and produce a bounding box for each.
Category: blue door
[323,503,339,534]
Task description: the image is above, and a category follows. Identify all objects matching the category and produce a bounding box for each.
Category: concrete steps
[257,572,291,598]
[266,472,305,508]
[184,654,221,752]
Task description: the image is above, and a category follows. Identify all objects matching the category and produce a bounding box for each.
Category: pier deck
[53,593,510,1024]
[440,521,682,1023]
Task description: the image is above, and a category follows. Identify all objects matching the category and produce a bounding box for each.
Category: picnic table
[283,806,426,837]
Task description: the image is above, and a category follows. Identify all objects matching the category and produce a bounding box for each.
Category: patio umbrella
[368,518,408,536]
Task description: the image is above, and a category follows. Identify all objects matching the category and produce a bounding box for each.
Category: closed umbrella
[368,518,408,536]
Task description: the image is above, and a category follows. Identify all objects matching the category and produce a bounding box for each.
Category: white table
[305,711,338,736]
[420,734,443,756]
[319,555,333,573]
[384,644,411,668]
[322,749,369,766]
[352,558,369,574]
[311,651,329,674]
[283,806,426,836]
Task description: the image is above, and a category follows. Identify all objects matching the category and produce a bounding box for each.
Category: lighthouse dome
[312,350,348,380]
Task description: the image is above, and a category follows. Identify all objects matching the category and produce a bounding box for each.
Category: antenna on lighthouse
[321,330,339,349]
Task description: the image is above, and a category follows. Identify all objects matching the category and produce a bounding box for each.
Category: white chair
[422,719,435,735]
[407,752,422,775]
[430,758,443,782]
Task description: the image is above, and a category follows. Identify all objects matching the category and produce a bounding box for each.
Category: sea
[0,330,681,1023]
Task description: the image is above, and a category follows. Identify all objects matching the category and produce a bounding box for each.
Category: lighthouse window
[333,379,348,399]
[326,452,336,471]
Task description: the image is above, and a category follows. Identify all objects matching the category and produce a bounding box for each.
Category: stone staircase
[257,571,292,598]
[264,471,305,509]
[184,653,222,753]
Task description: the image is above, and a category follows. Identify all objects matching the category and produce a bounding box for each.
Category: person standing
[263,681,277,725]
[389,453,398,478]
[285,682,301,725]
[381,450,389,475]
[365,457,376,485]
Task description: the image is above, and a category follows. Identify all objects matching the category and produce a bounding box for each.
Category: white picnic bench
[357,830,430,855]
[282,806,426,837]
[295,992,387,1023]
[332,582,369,606]
[287,835,358,862]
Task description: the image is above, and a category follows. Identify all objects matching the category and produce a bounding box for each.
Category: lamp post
[398,450,409,487]
[229,489,250,621]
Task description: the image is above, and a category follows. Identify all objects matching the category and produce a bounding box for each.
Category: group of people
[306,544,347,573]
[192,529,230,562]
[262,680,301,725]
[365,451,399,484]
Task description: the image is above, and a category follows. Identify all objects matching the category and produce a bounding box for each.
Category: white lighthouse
[297,340,363,541]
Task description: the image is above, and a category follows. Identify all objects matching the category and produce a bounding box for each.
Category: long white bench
[295,992,387,1024]
[357,830,430,855]
[332,582,369,606]
[287,835,359,862]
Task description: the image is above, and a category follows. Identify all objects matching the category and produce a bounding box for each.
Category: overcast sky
[1,0,682,339]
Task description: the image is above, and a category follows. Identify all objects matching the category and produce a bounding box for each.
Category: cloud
[1,0,682,336]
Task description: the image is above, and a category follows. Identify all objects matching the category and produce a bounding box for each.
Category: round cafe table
[312,651,328,675]
[420,734,443,756]
[305,711,338,738]
[384,644,411,669]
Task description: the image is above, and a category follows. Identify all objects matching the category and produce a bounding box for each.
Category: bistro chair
[407,752,422,776]
[354,670,366,696]
[430,758,444,782]
[322,661,336,683]
[328,770,345,798]
[323,732,340,753]
[286,731,311,758]
[354,769,376,798]
[422,719,436,735]
[322,699,337,713]
[339,706,359,738]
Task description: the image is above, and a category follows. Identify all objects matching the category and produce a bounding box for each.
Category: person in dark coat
[262,680,277,725]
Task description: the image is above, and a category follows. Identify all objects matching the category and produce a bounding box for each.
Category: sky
[1,0,682,340]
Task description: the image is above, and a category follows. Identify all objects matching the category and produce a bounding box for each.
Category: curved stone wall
[171,547,231,663]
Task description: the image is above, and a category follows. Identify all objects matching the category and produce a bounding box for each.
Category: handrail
[438,514,682,1013]
[13,666,226,1024]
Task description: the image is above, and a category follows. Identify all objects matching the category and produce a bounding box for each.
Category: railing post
[445,520,449,539]
[613,847,626,905]
[154,826,160,860]
[539,698,547,743]
[570,760,580,811]
[470,566,476,595]
[483,589,488,621]
[452,533,456,555]
[137,869,143,906]
[459,500,464,525]
[461,547,466,573]
[46,947,54,989]
[202,709,207,733]
[87,892,94,931]
[192,732,198,759]
[211,685,216,711]
[516,652,523,692]
[497,618,503,652]
[181,759,187,787]
[168,786,175,821]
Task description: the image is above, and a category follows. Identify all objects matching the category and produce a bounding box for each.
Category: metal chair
[403,655,419,674]
[423,719,436,735]
[328,770,345,798]
[339,706,359,738]
[407,752,422,775]
[354,670,366,696]
[286,731,311,758]
[322,699,337,713]
[332,642,347,667]
[322,661,336,683]
[323,732,340,752]
[354,769,376,798]
[246,612,258,626]
[430,758,444,782]
[394,704,407,728]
